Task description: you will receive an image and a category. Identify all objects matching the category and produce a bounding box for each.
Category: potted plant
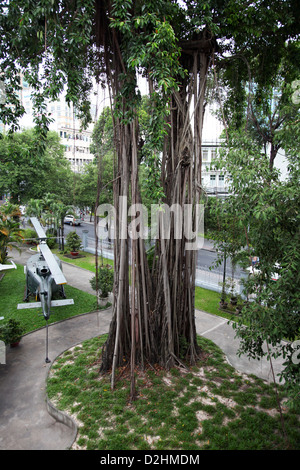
[0,319,25,347]
[90,265,114,306]
[65,231,82,256]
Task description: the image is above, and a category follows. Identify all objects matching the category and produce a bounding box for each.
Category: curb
[46,397,78,449]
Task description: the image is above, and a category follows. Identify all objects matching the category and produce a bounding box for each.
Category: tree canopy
[0,129,73,204]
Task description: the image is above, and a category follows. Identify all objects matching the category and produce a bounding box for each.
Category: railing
[81,232,244,296]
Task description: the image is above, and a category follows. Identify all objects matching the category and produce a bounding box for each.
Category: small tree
[48,201,74,251]
[65,231,82,253]
[215,91,300,407]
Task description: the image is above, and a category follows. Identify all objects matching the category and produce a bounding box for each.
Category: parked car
[64,215,81,226]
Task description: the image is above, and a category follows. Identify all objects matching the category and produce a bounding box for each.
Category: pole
[45,321,51,363]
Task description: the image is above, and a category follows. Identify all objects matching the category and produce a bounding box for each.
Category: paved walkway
[0,247,285,450]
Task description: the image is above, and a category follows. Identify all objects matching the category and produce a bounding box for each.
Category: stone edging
[46,396,78,449]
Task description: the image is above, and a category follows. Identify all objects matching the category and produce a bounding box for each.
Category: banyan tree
[93,1,216,395]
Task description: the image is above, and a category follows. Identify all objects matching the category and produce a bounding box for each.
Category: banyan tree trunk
[96,5,214,397]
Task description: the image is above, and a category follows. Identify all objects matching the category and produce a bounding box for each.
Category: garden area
[0,252,299,450]
[47,334,300,450]
[0,263,98,335]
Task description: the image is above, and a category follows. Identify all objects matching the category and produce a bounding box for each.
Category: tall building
[48,98,95,173]
[18,76,95,173]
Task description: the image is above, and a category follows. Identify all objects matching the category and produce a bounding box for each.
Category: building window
[202,149,209,162]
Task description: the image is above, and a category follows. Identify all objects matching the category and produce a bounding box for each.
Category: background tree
[214,87,300,406]
[75,162,98,219]
[0,129,73,204]
[213,1,299,168]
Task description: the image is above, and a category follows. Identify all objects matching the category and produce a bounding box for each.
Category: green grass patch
[194,285,234,320]
[47,335,300,451]
[0,264,99,335]
[53,248,113,272]
[194,286,221,316]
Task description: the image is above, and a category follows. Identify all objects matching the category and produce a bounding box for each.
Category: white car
[64,215,81,226]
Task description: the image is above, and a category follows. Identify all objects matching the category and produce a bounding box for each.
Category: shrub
[65,231,82,252]
[90,265,114,298]
[23,228,38,245]
[0,319,25,345]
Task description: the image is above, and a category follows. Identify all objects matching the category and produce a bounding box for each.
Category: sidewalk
[0,246,285,450]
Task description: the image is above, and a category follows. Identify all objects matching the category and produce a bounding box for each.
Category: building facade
[201,140,230,197]
[18,76,95,173]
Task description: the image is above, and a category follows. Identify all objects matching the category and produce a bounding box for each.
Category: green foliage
[65,231,82,252]
[0,0,95,132]
[25,195,74,250]
[90,265,114,298]
[0,130,73,204]
[46,229,57,249]
[91,107,114,157]
[23,228,38,245]
[0,203,24,264]
[214,84,300,406]
[0,318,25,345]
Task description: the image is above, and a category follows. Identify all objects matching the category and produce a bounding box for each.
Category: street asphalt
[0,245,286,450]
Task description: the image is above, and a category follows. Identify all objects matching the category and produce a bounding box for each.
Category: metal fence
[81,232,244,296]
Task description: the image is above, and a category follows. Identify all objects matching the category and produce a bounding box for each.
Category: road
[63,219,241,279]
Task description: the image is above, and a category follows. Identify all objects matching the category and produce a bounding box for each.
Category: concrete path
[194,310,285,383]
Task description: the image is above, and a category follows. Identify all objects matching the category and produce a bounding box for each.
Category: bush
[65,231,82,252]
[46,228,57,249]
[90,265,114,298]
[0,319,25,345]
[23,228,37,245]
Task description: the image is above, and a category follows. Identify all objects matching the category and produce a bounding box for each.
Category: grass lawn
[0,264,99,335]
[195,286,222,317]
[52,248,113,272]
[47,334,300,450]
